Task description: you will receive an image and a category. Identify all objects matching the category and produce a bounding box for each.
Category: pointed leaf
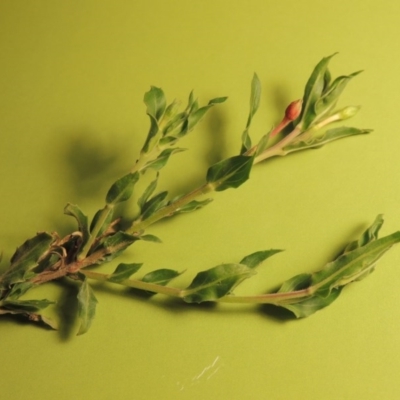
[1,298,54,313]
[315,71,362,116]
[141,268,182,287]
[108,263,142,283]
[1,232,53,286]
[90,206,115,237]
[64,203,90,244]
[247,73,261,127]
[344,214,384,253]
[100,231,138,262]
[208,96,228,105]
[183,263,256,303]
[137,175,159,210]
[106,172,139,205]
[310,230,400,294]
[283,127,372,154]
[241,129,252,153]
[77,278,98,335]
[280,288,342,318]
[173,198,213,214]
[206,155,254,191]
[239,249,282,269]
[255,130,272,157]
[141,191,168,220]
[142,148,186,171]
[139,234,162,243]
[7,282,35,300]
[299,54,336,129]
[277,273,312,293]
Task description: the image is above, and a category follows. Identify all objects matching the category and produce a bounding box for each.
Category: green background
[1,1,400,399]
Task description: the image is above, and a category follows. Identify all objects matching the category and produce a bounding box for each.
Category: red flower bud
[285,99,302,121]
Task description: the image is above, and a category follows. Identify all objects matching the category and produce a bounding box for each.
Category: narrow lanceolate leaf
[77,278,98,335]
[206,155,254,191]
[7,281,35,300]
[241,129,252,153]
[1,298,54,313]
[183,263,256,303]
[240,74,261,154]
[283,127,372,154]
[142,148,186,172]
[64,203,90,244]
[247,73,261,127]
[314,71,362,117]
[140,191,169,220]
[139,234,162,243]
[310,230,400,295]
[0,304,58,330]
[173,198,213,215]
[239,249,283,269]
[106,172,139,205]
[299,54,336,129]
[255,130,272,157]
[280,288,342,318]
[90,207,114,237]
[274,219,400,317]
[100,232,138,262]
[108,263,142,283]
[137,175,159,210]
[0,232,54,287]
[343,214,383,253]
[141,268,182,289]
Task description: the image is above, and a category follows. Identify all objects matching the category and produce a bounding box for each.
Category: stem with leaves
[0,54,397,335]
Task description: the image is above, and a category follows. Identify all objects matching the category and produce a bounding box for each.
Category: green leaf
[283,127,372,154]
[173,198,213,214]
[2,298,54,313]
[255,130,272,157]
[106,172,139,205]
[64,203,90,244]
[141,268,181,287]
[186,105,212,131]
[142,148,186,171]
[239,249,282,269]
[299,54,336,129]
[97,232,138,264]
[241,129,252,153]
[183,263,256,303]
[139,234,163,243]
[272,217,400,317]
[108,263,142,283]
[7,282,35,300]
[0,232,53,287]
[247,73,261,128]
[137,175,159,210]
[141,191,168,220]
[314,71,362,117]
[280,288,342,318]
[277,273,312,293]
[208,96,228,105]
[90,206,115,237]
[206,155,254,191]
[310,230,400,295]
[343,214,383,253]
[77,278,98,335]
[144,86,166,121]
[0,306,58,329]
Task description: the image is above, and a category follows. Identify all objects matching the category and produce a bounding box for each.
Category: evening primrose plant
[1,54,399,335]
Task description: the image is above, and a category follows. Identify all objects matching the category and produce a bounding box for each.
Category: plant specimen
[1,54,398,335]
